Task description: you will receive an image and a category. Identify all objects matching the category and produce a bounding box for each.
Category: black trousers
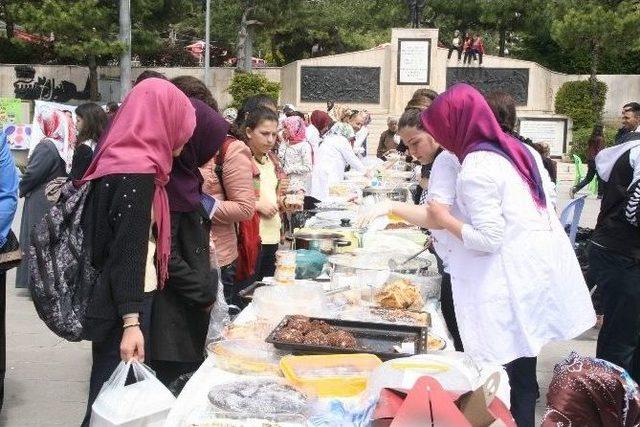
[149,360,201,390]
[504,357,538,427]
[221,261,238,305]
[447,46,462,60]
[590,245,640,382]
[0,271,5,414]
[574,159,603,196]
[439,273,464,352]
[255,243,278,282]
[81,294,154,427]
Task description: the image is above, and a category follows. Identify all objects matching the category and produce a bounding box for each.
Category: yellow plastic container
[280,354,382,397]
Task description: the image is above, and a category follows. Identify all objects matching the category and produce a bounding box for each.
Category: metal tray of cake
[265,315,428,361]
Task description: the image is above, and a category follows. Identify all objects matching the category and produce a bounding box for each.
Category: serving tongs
[388,246,431,270]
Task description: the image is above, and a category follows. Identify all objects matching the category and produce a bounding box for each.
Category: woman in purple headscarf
[358,84,595,427]
[150,98,229,386]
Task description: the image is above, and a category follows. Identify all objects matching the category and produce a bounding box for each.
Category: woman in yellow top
[243,106,289,280]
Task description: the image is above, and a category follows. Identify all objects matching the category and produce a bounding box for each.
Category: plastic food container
[253,283,326,324]
[280,354,382,397]
[207,339,283,376]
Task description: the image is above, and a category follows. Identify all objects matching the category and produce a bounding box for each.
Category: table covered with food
[163,163,515,426]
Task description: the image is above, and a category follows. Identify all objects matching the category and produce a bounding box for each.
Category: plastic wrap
[205,251,230,347]
[207,339,283,376]
[295,249,327,280]
[207,378,315,421]
[252,283,325,325]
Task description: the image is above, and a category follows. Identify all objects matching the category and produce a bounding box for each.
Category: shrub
[227,72,280,110]
[569,126,618,161]
[555,80,607,130]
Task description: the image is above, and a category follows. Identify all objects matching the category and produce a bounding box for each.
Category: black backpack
[29,181,98,341]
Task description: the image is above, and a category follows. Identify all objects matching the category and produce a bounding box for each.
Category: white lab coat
[310,134,366,201]
[444,149,595,364]
[306,124,321,157]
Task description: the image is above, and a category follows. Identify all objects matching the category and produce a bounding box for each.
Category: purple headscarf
[166,98,229,212]
[421,83,546,208]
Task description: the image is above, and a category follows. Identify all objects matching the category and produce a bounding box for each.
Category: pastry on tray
[375,278,422,309]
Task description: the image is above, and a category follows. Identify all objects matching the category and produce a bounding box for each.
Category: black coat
[151,208,218,363]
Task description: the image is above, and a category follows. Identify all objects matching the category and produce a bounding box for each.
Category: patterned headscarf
[327,122,355,140]
[283,116,307,144]
[543,352,640,427]
[35,107,74,173]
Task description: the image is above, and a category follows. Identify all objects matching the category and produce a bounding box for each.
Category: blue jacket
[0,133,19,247]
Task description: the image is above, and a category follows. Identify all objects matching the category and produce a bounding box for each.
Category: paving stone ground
[0,163,600,426]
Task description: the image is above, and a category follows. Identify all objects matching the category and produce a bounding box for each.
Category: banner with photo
[3,124,32,150]
[29,100,77,154]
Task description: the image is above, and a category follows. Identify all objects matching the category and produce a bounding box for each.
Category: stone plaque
[446,67,529,105]
[300,66,381,103]
[397,38,431,85]
[519,117,569,156]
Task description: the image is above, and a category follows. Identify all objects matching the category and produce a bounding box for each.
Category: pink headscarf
[421,83,546,208]
[79,78,196,288]
[283,116,307,144]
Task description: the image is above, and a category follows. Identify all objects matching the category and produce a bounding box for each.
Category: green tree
[17,0,122,100]
[227,71,280,109]
[552,1,640,112]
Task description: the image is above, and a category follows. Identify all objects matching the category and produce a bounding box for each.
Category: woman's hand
[120,326,145,362]
[256,199,279,218]
[356,200,392,228]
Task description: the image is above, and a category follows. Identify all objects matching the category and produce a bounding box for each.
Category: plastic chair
[559,195,587,246]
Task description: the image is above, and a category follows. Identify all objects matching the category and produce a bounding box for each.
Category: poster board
[518,117,569,156]
[397,38,431,85]
[0,98,25,124]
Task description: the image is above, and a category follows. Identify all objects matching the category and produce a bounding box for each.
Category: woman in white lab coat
[310,122,366,201]
[422,84,595,427]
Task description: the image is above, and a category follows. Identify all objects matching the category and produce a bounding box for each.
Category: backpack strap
[214,137,234,200]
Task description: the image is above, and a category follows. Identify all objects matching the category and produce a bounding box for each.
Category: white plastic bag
[90,361,176,427]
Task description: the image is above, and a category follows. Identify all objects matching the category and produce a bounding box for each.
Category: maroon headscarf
[543,352,640,427]
[310,110,332,135]
[421,84,546,208]
[166,98,229,212]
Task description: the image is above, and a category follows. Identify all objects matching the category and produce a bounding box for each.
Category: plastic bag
[295,249,327,280]
[205,249,230,347]
[90,361,176,427]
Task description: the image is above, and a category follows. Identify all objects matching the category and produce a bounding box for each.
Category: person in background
[310,122,367,201]
[105,102,119,118]
[77,78,196,426]
[15,108,70,289]
[377,117,400,160]
[134,70,166,86]
[353,111,370,158]
[615,102,640,144]
[462,33,473,65]
[150,99,228,387]
[223,107,238,124]
[278,116,312,194]
[447,30,462,62]
[244,107,289,281]
[472,35,485,66]
[542,352,640,426]
[70,103,108,180]
[171,75,219,112]
[307,110,331,157]
[572,125,605,198]
[200,118,256,307]
[0,132,19,411]
[589,110,640,384]
[532,141,557,184]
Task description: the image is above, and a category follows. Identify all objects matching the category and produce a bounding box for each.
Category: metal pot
[291,231,352,255]
[362,186,409,202]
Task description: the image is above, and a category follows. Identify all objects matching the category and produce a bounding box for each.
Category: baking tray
[265,316,428,361]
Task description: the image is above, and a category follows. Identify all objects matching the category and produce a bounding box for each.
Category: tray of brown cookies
[265,315,428,361]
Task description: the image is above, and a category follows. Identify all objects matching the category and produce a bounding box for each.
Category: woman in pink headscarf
[277,115,312,194]
[358,84,595,427]
[78,77,195,426]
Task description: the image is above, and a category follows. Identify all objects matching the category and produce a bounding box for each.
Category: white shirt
[306,124,321,155]
[310,134,366,201]
[353,126,369,158]
[444,149,595,364]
